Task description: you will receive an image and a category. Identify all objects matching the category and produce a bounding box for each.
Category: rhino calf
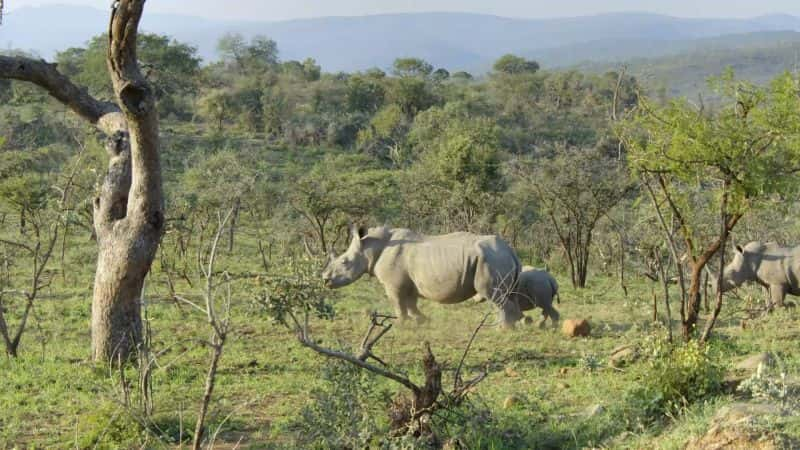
[718,241,800,309]
[517,266,560,328]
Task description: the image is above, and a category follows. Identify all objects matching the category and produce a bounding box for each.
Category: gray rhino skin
[718,241,800,308]
[322,225,524,326]
[517,266,561,328]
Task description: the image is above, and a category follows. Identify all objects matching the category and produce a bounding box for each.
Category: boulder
[562,319,591,338]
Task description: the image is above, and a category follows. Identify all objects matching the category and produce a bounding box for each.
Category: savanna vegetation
[2,2,800,448]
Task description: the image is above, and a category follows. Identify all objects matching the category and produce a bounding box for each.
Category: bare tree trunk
[227,198,240,253]
[619,232,628,297]
[683,265,704,340]
[92,2,164,362]
[193,337,224,449]
[642,176,687,334]
[701,181,730,343]
[0,1,164,362]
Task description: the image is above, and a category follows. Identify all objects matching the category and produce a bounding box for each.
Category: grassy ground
[2,226,800,448]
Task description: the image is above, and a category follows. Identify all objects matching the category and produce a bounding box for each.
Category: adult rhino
[517,266,561,328]
[322,225,524,326]
[715,241,800,309]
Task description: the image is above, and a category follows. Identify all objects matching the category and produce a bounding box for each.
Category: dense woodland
[1,31,645,284]
[3,5,800,448]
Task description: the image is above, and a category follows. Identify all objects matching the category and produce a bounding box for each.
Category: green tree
[56,33,200,115]
[431,68,450,82]
[390,77,437,117]
[515,147,633,288]
[288,154,397,254]
[216,32,247,67]
[197,89,235,133]
[618,70,800,340]
[356,104,409,166]
[392,58,434,78]
[493,54,540,75]
[401,106,505,231]
[302,58,322,82]
[217,33,279,73]
[346,76,386,114]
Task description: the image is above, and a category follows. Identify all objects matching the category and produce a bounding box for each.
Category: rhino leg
[405,297,428,324]
[769,284,788,308]
[543,304,560,328]
[537,310,547,329]
[385,288,410,321]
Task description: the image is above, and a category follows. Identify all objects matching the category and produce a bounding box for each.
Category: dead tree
[0,148,83,356]
[0,225,58,357]
[291,311,488,436]
[172,208,236,450]
[0,0,164,361]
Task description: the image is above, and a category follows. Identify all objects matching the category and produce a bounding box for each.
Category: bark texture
[0,0,163,361]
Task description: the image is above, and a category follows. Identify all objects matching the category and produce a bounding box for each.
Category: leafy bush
[290,358,386,449]
[77,404,146,449]
[626,336,726,422]
[254,258,335,327]
[737,360,795,407]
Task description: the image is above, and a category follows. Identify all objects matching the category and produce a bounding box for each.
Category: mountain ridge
[2,5,800,73]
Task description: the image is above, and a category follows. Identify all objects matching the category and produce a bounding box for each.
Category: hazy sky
[8,0,800,21]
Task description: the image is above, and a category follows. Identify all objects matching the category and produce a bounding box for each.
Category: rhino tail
[550,278,560,304]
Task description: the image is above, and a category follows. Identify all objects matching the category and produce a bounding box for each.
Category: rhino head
[322,224,387,289]
[716,243,756,293]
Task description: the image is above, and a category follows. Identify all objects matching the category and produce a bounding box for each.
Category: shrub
[77,403,146,449]
[626,336,726,422]
[289,358,386,449]
[737,360,796,408]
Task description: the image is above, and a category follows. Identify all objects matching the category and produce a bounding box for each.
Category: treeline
[0,32,642,289]
[3,31,799,298]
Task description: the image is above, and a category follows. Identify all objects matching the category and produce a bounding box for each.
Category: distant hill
[2,5,800,74]
[574,31,800,99]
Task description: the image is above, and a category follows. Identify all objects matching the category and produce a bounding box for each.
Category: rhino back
[752,243,800,287]
[381,232,516,304]
[518,269,556,310]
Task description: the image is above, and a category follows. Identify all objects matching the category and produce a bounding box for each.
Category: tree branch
[297,331,421,395]
[0,56,125,135]
[108,0,163,233]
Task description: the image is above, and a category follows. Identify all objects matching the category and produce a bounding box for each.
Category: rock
[559,367,569,375]
[685,402,795,450]
[557,382,570,389]
[562,319,591,338]
[584,404,605,417]
[735,353,773,372]
[609,345,639,368]
[503,394,524,409]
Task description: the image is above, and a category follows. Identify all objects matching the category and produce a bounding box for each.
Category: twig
[454,312,491,390]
